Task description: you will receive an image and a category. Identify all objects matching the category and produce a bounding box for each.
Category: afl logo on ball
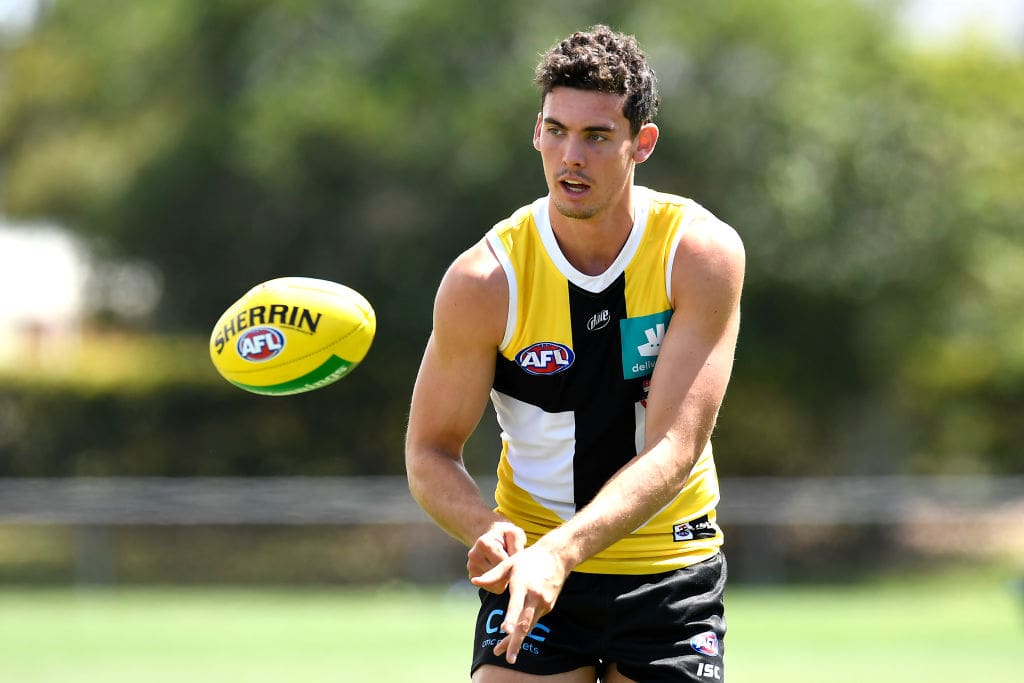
[237,326,285,362]
[515,342,574,376]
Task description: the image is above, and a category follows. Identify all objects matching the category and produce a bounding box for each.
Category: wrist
[533,528,581,575]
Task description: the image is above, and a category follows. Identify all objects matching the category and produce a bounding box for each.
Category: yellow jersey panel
[484,187,726,574]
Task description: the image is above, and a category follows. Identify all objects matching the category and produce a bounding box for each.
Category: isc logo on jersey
[237,326,286,362]
[516,342,574,375]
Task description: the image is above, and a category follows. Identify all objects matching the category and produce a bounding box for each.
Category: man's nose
[562,137,586,168]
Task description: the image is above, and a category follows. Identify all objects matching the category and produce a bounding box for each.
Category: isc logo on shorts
[697,662,722,679]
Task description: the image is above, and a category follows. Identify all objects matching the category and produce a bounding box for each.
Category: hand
[470,543,569,664]
[467,521,527,585]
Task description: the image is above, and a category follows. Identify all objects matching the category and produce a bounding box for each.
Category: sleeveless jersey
[484,186,724,575]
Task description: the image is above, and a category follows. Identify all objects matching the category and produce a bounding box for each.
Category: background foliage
[1,0,1022,477]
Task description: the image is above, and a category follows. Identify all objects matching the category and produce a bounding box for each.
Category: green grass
[726,573,1023,682]
[0,573,1020,682]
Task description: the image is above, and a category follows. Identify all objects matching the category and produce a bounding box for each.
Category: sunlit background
[0,1,1022,681]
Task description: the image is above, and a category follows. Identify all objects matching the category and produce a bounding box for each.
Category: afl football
[209,277,376,395]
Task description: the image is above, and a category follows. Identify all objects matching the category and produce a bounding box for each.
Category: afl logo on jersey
[515,342,574,376]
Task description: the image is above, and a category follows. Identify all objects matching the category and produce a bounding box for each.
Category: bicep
[407,331,496,458]
[406,242,507,461]
[643,220,745,449]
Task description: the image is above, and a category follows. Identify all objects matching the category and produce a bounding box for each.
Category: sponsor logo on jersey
[673,515,717,542]
[690,631,720,656]
[237,326,285,362]
[586,309,611,331]
[516,342,574,375]
[620,310,672,380]
[637,322,666,357]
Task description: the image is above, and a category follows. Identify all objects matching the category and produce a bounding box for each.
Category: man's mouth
[560,178,590,195]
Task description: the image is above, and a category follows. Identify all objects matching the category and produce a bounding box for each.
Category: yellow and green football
[209,277,376,396]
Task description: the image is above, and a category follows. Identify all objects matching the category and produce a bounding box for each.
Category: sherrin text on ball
[209,277,375,395]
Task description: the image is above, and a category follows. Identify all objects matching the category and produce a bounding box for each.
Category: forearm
[537,240,743,570]
[536,435,700,571]
[407,449,505,548]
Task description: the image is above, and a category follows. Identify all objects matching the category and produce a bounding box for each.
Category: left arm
[473,215,745,663]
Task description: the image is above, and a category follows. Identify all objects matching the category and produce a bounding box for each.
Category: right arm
[405,238,526,578]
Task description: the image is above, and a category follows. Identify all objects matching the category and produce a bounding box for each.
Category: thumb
[503,527,527,556]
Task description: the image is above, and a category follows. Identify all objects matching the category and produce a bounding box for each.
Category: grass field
[0,571,1020,682]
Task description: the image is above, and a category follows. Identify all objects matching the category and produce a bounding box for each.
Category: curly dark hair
[535,25,659,137]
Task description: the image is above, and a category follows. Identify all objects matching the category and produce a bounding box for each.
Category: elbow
[404,441,424,488]
[656,433,708,492]
[404,448,430,510]
[403,432,425,491]
[403,440,452,499]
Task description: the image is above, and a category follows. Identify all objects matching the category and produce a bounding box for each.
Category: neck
[548,197,636,276]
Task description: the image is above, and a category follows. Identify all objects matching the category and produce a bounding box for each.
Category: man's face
[533,87,647,221]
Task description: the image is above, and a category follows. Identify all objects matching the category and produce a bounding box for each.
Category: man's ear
[633,123,659,163]
[533,112,543,151]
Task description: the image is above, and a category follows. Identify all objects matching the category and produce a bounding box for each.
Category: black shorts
[471,553,727,682]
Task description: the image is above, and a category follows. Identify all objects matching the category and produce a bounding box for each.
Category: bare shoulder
[671,209,745,317]
[677,208,745,278]
[433,238,509,348]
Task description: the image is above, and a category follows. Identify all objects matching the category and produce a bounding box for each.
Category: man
[405,25,744,683]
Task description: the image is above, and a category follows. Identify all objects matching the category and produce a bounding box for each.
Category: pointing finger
[500,603,535,665]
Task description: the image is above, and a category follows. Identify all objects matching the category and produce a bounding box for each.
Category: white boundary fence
[1,476,1021,583]
[1,475,1021,525]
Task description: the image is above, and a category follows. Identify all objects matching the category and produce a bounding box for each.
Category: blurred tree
[0,0,1021,476]
[630,0,1024,475]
